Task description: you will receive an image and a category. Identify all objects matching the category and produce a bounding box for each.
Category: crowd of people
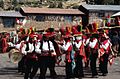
[0,24,119,79]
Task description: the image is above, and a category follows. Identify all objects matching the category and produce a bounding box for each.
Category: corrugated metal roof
[21,7,84,15]
[112,12,120,17]
[0,11,24,17]
[81,5,120,11]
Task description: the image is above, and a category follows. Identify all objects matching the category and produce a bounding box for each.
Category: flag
[16,18,20,24]
[16,17,27,26]
[22,18,27,26]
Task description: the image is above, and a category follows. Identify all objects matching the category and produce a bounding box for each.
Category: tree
[114,0,120,5]
[12,0,18,6]
[57,2,63,8]
[49,2,56,8]
[94,0,104,5]
[0,0,3,7]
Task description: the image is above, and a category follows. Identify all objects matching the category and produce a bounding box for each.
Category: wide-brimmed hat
[90,33,99,38]
[62,33,72,38]
[43,32,50,37]
[72,26,82,36]
[73,32,82,36]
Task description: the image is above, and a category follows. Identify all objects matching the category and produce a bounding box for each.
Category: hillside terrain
[0,0,119,11]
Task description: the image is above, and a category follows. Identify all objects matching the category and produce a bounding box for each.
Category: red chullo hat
[72,26,82,36]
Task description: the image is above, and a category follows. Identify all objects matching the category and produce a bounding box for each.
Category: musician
[99,33,112,76]
[48,34,58,78]
[59,33,73,79]
[84,33,91,68]
[16,35,27,74]
[21,35,38,79]
[73,33,84,78]
[36,32,56,79]
[88,34,99,78]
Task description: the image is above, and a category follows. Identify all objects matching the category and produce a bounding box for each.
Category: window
[99,12,104,17]
[35,15,45,21]
[3,18,15,28]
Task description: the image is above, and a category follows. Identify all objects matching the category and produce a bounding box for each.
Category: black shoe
[65,77,70,79]
[102,73,107,76]
[74,74,84,78]
[92,75,98,78]
[79,75,84,78]
[52,76,57,79]
[66,75,74,79]
[18,72,23,75]
[74,75,79,78]
[50,75,57,79]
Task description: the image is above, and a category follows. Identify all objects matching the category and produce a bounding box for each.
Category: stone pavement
[0,53,120,79]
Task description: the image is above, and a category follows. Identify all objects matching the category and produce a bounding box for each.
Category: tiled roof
[21,7,84,15]
[0,11,24,17]
[80,4,120,11]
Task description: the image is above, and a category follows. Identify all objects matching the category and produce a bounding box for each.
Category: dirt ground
[0,53,120,79]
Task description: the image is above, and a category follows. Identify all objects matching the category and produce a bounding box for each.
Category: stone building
[79,4,120,27]
[19,7,84,30]
[0,11,24,32]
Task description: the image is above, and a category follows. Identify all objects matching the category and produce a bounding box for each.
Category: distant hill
[0,0,86,11]
[0,0,119,11]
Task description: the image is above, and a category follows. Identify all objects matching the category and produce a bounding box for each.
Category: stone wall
[89,11,116,27]
[0,20,73,32]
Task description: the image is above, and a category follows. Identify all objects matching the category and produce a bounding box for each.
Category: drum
[9,49,23,63]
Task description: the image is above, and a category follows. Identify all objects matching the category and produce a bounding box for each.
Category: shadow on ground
[0,66,103,79]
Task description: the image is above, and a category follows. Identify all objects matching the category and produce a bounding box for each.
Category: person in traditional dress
[59,33,73,79]
[99,33,112,76]
[21,35,38,79]
[35,32,56,79]
[88,34,99,78]
[16,35,27,74]
[48,27,63,78]
[2,34,8,53]
[73,32,85,78]
[83,33,91,68]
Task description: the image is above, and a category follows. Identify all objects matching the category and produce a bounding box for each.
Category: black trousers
[38,56,56,79]
[85,47,90,67]
[48,56,57,77]
[24,58,38,79]
[99,53,109,74]
[65,61,73,79]
[18,55,26,73]
[74,55,84,78]
[90,50,98,76]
